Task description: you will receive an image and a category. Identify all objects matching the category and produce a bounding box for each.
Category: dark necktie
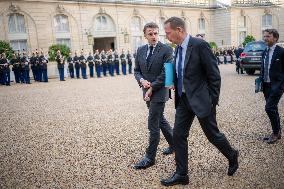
[146,45,154,67]
[177,45,183,97]
[264,48,270,82]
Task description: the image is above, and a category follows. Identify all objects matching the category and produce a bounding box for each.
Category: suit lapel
[270,45,279,67]
[183,37,193,76]
[147,42,161,70]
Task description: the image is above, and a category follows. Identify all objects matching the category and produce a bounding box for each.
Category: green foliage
[0,40,14,59]
[242,35,256,47]
[48,44,70,61]
[209,42,218,50]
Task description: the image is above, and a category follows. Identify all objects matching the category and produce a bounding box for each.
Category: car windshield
[244,42,266,52]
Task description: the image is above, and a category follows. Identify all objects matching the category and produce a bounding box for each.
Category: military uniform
[0,56,10,85]
[87,54,94,78]
[30,54,37,81]
[67,56,74,78]
[101,53,107,76]
[79,54,87,79]
[39,54,48,82]
[10,56,21,83]
[35,54,41,81]
[56,54,65,81]
[120,53,127,75]
[114,53,120,75]
[74,55,80,79]
[127,52,133,74]
[20,55,30,84]
[107,53,114,76]
[94,53,101,78]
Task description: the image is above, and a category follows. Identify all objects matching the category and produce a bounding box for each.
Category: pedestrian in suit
[161,17,239,186]
[133,22,174,170]
[261,29,284,144]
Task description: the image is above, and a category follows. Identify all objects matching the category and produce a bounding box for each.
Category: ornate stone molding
[56,4,65,13]
[159,9,165,18]
[9,3,20,12]
[264,8,271,15]
[181,10,186,18]
[133,8,139,16]
[200,11,204,18]
[99,7,106,14]
[240,9,245,16]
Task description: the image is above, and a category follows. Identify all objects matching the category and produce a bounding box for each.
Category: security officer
[107,49,114,76]
[120,49,127,75]
[30,52,37,81]
[79,50,87,79]
[87,51,94,78]
[56,50,65,81]
[94,50,101,78]
[20,51,31,84]
[114,50,120,75]
[127,50,133,74]
[39,51,48,82]
[73,51,80,79]
[67,52,74,78]
[10,53,21,83]
[101,50,107,77]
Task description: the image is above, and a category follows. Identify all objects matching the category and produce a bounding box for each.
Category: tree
[48,44,70,61]
[209,42,218,50]
[0,40,14,59]
[242,35,255,47]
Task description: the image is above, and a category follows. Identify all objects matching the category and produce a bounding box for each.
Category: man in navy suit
[161,17,239,186]
[261,29,284,144]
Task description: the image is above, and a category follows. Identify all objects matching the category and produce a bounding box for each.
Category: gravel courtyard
[0,64,283,189]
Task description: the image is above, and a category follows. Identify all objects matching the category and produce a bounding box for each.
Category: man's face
[263,32,277,47]
[144,27,159,45]
[164,23,180,44]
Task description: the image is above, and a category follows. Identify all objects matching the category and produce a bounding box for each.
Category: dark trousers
[22,69,30,84]
[122,64,127,75]
[42,69,48,82]
[174,93,234,175]
[236,61,243,74]
[69,68,74,78]
[102,64,107,76]
[31,67,36,81]
[14,70,20,83]
[4,70,10,85]
[37,68,42,82]
[263,82,283,135]
[114,63,120,75]
[89,66,94,77]
[81,67,87,79]
[109,64,114,76]
[75,67,80,78]
[96,65,101,78]
[58,68,64,81]
[145,101,173,161]
[128,64,132,74]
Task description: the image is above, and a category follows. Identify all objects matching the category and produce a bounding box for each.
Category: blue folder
[164,62,174,87]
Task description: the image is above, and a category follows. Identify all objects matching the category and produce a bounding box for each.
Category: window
[131,16,142,34]
[8,13,26,33]
[198,18,205,32]
[132,36,142,53]
[54,15,70,32]
[262,14,272,28]
[10,40,27,52]
[56,38,71,48]
[96,15,108,31]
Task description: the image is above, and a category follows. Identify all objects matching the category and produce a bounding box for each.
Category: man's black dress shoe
[162,147,174,155]
[263,132,281,144]
[133,157,155,170]
[228,149,239,176]
[161,173,189,186]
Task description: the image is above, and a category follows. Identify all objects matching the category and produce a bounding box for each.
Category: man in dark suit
[261,29,284,144]
[161,17,239,186]
[235,45,244,74]
[133,22,174,169]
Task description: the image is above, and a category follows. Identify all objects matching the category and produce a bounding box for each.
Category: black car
[240,41,266,75]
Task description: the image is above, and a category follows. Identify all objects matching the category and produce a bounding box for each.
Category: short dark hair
[264,29,279,41]
[164,17,186,30]
[143,22,159,34]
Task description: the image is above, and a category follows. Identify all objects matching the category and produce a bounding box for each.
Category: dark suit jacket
[174,36,221,118]
[261,45,284,96]
[134,41,173,102]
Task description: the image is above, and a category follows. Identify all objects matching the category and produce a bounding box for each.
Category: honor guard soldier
[0,54,4,85]
[35,51,41,81]
[73,51,80,79]
[67,52,74,78]
[127,50,133,74]
[56,50,65,81]
[10,53,21,83]
[114,50,120,75]
[101,50,107,76]
[20,51,31,84]
[39,51,48,82]
[30,52,37,81]
[94,50,101,78]
[87,52,94,78]
[107,49,114,76]
[79,50,87,79]
[0,53,10,86]
[120,49,127,75]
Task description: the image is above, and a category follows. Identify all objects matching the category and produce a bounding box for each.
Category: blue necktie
[264,48,270,82]
[146,46,153,68]
[177,46,183,97]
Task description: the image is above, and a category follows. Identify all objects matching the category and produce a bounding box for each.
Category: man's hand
[144,87,153,101]
[140,78,151,89]
[168,85,175,90]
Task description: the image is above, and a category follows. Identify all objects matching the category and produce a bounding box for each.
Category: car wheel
[246,69,255,75]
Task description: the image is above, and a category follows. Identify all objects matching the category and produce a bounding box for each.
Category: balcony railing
[232,0,281,6]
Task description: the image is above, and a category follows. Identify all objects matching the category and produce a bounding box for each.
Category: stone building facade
[0,0,283,54]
